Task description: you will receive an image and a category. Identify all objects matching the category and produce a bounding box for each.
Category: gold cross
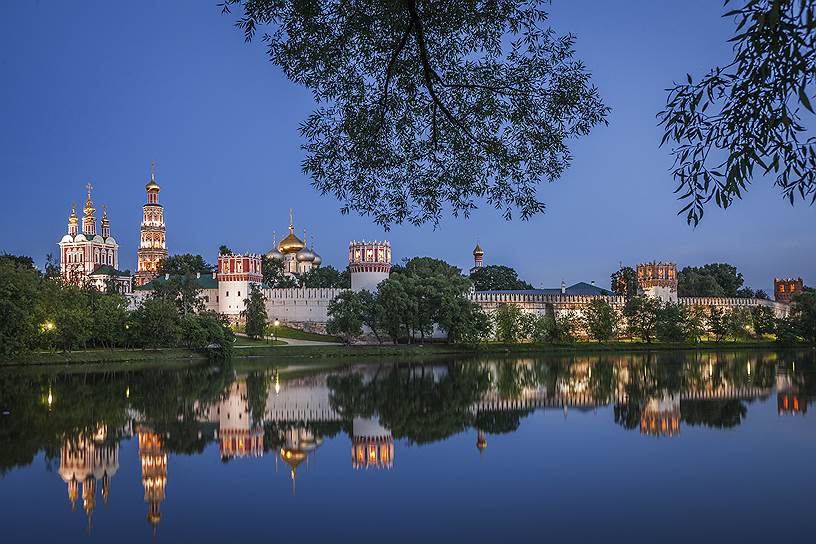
[86,182,93,195]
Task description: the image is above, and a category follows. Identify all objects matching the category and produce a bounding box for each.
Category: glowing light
[126,387,130,399]
[47,387,53,408]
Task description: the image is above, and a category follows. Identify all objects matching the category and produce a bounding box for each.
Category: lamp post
[274,319,280,342]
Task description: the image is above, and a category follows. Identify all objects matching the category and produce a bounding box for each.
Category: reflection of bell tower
[138,427,167,533]
[476,429,487,454]
[280,427,324,495]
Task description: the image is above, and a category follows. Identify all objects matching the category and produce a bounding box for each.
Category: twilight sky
[1,0,813,291]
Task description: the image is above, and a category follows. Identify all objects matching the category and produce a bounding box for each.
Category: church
[58,183,131,294]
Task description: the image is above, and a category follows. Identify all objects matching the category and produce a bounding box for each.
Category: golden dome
[473,243,484,257]
[279,228,305,254]
[278,209,305,254]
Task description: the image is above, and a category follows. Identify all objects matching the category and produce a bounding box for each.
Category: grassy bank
[3,339,810,369]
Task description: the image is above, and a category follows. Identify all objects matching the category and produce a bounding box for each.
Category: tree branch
[403,0,483,147]
[378,20,415,133]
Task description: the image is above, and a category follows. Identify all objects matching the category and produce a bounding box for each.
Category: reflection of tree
[474,409,531,434]
[245,371,272,426]
[329,363,490,444]
[681,400,747,429]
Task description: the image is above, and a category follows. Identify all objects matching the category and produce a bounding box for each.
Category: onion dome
[473,243,484,257]
[69,205,78,224]
[278,210,305,254]
[145,161,160,191]
[296,247,315,262]
[312,252,322,266]
[266,247,284,260]
[297,230,316,262]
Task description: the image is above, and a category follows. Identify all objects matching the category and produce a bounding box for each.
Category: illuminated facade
[637,261,678,302]
[58,184,131,293]
[349,240,392,291]
[774,277,805,304]
[134,162,168,287]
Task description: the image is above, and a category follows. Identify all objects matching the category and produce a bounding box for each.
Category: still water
[1,350,814,543]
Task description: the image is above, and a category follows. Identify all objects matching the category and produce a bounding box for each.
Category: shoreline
[2,340,812,368]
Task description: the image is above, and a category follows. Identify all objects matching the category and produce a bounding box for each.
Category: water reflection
[1,350,814,536]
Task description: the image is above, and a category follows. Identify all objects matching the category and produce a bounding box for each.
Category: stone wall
[263,287,344,324]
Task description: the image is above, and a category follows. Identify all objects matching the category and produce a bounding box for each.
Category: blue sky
[1,0,813,291]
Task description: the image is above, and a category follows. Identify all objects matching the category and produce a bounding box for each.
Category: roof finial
[272,230,277,245]
[289,208,294,231]
[86,182,93,199]
[304,228,308,246]
[151,160,155,181]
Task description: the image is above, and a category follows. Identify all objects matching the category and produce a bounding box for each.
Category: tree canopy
[223,0,608,227]
[659,0,816,224]
[470,264,533,291]
[158,254,215,275]
[677,263,745,297]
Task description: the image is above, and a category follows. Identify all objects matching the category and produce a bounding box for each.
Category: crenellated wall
[263,287,344,323]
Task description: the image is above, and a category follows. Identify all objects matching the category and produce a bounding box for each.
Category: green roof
[89,265,131,277]
[135,273,218,291]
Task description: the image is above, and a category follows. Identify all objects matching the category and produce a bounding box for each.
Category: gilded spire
[289,208,294,232]
[102,205,108,222]
[146,161,160,191]
[84,182,95,217]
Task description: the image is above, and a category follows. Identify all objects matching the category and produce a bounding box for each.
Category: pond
[1,349,814,542]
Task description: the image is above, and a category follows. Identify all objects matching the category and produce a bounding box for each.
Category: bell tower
[135,162,168,287]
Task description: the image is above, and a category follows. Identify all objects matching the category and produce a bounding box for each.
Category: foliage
[469,265,533,291]
[0,254,42,357]
[623,296,661,342]
[751,305,776,336]
[242,283,268,339]
[655,302,689,343]
[610,266,638,299]
[327,290,365,342]
[678,263,744,297]
[130,298,181,349]
[790,289,816,343]
[726,307,754,340]
[358,289,386,344]
[299,265,350,288]
[151,273,205,315]
[158,254,215,275]
[261,256,298,288]
[707,306,729,342]
[223,0,608,227]
[582,299,619,342]
[494,304,525,342]
[659,0,816,225]
[684,305,708,343]
[219,245,233,255]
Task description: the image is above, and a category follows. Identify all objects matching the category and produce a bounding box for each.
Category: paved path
[234,332,342,347]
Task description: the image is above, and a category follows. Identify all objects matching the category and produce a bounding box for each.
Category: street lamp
[274,319,280,342]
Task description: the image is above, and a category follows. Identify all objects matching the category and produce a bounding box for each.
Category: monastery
[59,166,802,331]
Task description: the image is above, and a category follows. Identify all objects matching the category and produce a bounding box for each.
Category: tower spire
[289,208,294,232]
[151,160,155,181]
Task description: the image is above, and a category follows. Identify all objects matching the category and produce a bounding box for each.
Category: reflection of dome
[476,431,487,452]
[278,229,304,254]
[280,447,307,472]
